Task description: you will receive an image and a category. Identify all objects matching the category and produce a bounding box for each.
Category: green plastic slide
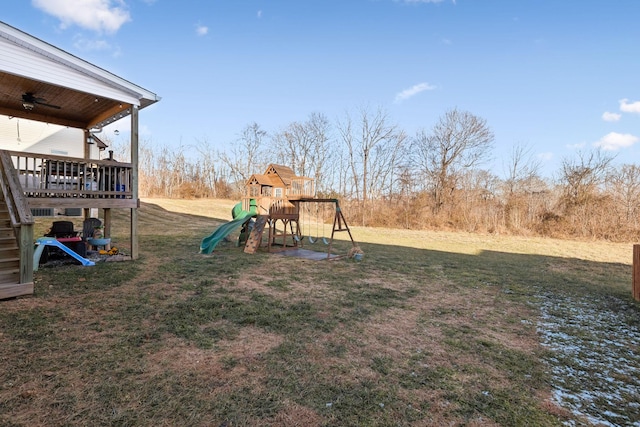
[199,200,257,254]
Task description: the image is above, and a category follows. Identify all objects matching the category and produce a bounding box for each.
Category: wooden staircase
[0,198,31,299]
[0,150,35,299]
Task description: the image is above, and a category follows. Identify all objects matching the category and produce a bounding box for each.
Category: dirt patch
[269,400,323,426]
[147,327,283,373]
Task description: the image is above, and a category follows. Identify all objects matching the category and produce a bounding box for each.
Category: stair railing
[0,150,34,284]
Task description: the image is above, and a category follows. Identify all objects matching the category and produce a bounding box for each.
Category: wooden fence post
[633,245,640,301]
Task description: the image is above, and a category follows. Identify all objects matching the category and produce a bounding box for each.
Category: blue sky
[3,0,640,178]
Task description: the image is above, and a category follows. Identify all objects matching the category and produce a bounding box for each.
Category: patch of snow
[537,294,640,426]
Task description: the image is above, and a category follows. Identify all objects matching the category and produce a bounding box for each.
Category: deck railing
[288,177,315,199]
[7,150,133,200]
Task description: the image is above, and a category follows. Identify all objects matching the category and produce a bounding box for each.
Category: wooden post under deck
[633,245,640,301]
[103,208,112,239]
[130,106,139,259]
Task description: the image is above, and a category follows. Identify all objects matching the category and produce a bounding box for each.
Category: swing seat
[308,236,317,244]
[322,237,330,245]
[294,235,304,242]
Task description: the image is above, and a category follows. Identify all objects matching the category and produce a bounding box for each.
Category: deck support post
[130,105,139,259]
[633,245,640,301]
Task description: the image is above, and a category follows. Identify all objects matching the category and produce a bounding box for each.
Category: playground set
[200,164,358,259]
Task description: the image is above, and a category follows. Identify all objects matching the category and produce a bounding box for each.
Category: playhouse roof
[265,164,295,185]
[246,164,300,189]
[247,174,275,186]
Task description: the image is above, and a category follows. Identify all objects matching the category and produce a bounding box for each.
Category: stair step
[0,249,20,256]
[0,270,20,283]
[0,282,33,299]
[0,197,32,300]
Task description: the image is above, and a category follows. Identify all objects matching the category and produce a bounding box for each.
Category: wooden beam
[104,208,112,239]
[19,224,33,285]
[0,282,33,300]
[130,106,139,259]
[0,106,87,129]
[83,129,90,159]
[86,103,132,130]
[27,198,137,209]
[634,245,640,301]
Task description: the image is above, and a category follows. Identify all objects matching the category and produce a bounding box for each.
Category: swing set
[291,198,355,258]
[297,200,330,245]
[235,164,358,259]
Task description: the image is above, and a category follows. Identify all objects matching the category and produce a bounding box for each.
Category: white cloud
[566,142,586,150]
[394,82,436,103]
[73,34,111,51]
[32,0,131,34]
[619,98,640,114]
[257,10,263,18]
[602,111,621,122]
[72,33,121,56]
[537,152,553,161]
[195,24,208,36]
[593,132,639,151]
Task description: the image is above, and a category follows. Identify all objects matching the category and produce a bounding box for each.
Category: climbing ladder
[244,215,268,254]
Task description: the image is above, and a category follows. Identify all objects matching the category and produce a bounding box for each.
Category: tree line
[110,106,640,242]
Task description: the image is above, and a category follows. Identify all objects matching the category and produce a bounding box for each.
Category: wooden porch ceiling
[0,21,159,132]
[0,71,141,130]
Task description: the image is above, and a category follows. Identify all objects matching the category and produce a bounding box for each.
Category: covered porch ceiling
[0,71,149,130]
[0,21,159,131]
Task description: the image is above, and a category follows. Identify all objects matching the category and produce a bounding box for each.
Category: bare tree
[605,163,640,227]
[412,108,494,214]
[559,149,614,207]
[270,112,333,193]
[219,122,267,194]
[305,112,333,194]
[457,168,501,231]
[503,143,542,195]
[557,149,615,237]
[501,143,544,230]
[336,105,407,225]
[193,137,226,198]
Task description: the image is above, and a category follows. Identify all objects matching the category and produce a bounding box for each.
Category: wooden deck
[0,149,139,299]
[9,150,136,209]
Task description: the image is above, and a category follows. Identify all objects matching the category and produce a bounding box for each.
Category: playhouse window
[274,188,283,198]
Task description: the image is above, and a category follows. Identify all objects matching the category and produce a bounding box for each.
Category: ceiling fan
[21,92,61,110]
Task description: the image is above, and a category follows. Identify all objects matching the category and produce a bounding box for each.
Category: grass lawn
[1,197,638,426]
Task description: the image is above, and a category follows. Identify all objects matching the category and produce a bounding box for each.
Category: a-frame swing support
[295,198,357,259]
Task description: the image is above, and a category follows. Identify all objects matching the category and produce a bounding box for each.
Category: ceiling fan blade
[34,100,61,109]
[22,93,61,109]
